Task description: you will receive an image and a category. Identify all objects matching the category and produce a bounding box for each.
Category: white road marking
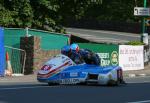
[127,100,150,103]
[0,86,53,90]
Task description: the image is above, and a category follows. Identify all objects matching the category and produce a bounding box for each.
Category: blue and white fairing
[37,54,124,85]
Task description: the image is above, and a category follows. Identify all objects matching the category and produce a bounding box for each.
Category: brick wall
[20,36,60,74]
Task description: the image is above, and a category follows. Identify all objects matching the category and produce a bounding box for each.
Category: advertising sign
[97,51,119,67]
[0,27,5,76]
[119,45,144,71]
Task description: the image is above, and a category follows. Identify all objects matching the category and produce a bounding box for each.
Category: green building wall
[4,28,69,50]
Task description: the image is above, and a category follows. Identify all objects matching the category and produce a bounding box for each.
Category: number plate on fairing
[59,78,80,84]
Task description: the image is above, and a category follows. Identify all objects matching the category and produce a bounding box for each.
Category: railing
[4,46,26,75]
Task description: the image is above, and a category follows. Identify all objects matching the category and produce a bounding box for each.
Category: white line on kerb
[0,86,51,90]
[127,100,150,103]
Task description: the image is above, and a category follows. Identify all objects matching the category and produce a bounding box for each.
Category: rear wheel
[107,80,120,86]
[117,69,126,85]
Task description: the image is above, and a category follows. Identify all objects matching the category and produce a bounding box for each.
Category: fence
[5,46,26,75]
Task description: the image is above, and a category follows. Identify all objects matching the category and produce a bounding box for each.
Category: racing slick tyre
[107,79,126,86]
[107,79,123,86]
[119,79,127,85]
[107,80,119,86]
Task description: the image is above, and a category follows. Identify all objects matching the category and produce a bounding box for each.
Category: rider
[61,44,84,64]
[70,43,84,64]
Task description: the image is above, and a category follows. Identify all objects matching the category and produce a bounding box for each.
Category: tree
[0,0,15,27]
[58,0,102,25]
[18,0,33,27]
[1,0,33,28]
[30,0,63,32]
[0,0,146,32]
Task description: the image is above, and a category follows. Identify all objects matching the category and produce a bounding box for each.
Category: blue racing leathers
[79,49,100,65]
[70,50,84,64]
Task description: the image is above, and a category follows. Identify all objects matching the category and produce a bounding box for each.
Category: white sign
[134,7,150,16]
[119,45,144,71]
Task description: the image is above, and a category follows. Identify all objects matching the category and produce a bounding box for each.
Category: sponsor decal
[97,50,118,66]
[59,78,80,84]
[97,53,110,66]
[38,61,70,78]
[70,72,78,77]
[41,65,52,71]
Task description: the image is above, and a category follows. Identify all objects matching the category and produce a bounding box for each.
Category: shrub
[126,41,144,45]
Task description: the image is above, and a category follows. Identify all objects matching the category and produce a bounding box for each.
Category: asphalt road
[66,28,141,43]
[0,77,150,103]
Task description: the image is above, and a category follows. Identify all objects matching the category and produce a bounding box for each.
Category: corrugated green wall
[78,43,118,53]
[4,28,68,50]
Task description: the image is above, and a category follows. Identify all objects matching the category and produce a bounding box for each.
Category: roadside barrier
[5,46,26,76]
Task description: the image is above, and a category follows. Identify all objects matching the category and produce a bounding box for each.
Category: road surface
[0,76,150,103]
[66,28,141,43]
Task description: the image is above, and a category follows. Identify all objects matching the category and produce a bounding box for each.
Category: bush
[126,41,144,45]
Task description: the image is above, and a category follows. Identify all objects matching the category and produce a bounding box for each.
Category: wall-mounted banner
[0,27,5,76]
[97,51,119,67]
[119,45,144,71]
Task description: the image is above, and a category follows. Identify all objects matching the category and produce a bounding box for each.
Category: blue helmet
[61,45,71,55]
[70,43,79,52]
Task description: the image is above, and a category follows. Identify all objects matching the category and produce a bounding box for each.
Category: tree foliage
[0,0,148,32]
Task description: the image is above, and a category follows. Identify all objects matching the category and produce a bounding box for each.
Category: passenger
[80,49,100,65]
